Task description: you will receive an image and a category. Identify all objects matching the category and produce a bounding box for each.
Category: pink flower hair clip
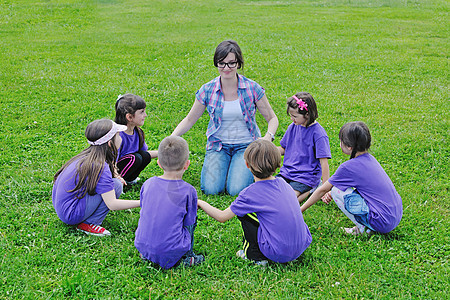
[292,95,308,111]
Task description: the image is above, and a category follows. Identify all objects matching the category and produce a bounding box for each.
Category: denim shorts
[276,174,312,194]
[343,190,374,230]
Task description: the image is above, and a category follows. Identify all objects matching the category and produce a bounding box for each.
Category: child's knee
[137,150,152,165]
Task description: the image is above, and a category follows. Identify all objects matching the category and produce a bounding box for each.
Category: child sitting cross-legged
[198,139,312,266]
[135,136,204,269]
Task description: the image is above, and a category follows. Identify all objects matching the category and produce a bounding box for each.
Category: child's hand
[118,176,127,186]
[321,191,333,204]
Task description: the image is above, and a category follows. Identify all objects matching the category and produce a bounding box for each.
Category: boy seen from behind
[198,139,312,266]
[135,136,204,269]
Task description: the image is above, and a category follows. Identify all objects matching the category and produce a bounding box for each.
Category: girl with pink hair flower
[277,92,331,203]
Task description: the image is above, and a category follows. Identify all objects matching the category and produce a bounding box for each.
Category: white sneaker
[126,177,140,185]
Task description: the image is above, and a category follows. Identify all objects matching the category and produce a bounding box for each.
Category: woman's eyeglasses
[217,61,238,69]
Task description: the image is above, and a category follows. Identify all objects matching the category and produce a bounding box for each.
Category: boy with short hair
[135,136,204,269]
[198,139,312,265]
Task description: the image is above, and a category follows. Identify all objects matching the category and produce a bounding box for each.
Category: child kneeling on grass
[135,136,204,269]
[301,121,403,236]
[198,139,312,266]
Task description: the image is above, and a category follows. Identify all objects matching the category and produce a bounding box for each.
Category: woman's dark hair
[115,93,146,149]
[339,121,372,159]
[286,92,318,127]
[54,119,119,198]
[213,40,244,70]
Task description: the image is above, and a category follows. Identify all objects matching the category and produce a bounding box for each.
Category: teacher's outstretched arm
[171,100,206,136]
[256,95,279,141]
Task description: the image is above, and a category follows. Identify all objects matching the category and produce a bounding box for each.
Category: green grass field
[0,0,448,298]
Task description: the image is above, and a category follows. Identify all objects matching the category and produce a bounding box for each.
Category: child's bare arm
[319,158,330,183]
[198,200,235,223]
[301,181,333,213]
[148,150,158,158]
[112,166,127,185]
[277,146,285,156]
[101,190,140,211]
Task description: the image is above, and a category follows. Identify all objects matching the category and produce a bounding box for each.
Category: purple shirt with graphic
[135,177,198,269]
[52,160,114,225]
[230,177,312,263]
[329,153,403,233]
[118,129,148,159]
[279,122,331,187]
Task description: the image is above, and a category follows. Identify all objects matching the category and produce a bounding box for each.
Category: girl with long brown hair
[52,119,140,236]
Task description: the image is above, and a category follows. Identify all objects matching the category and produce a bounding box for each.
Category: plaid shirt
[196,74,265,151]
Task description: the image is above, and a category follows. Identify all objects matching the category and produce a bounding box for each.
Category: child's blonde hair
[158,136,189,171]
[244,139,281,179]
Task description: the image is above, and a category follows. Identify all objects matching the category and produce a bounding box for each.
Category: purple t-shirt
[52,160,114,225]
[230,177,312,263]
[279,122,331,187]
[118,129,148,159]
[135,177,198,269]
[329,153,403,233]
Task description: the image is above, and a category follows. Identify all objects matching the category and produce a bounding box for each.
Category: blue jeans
[201,143,254,196]
[343,190,373,230]
[83,178,123,225]
[331,187,374,231]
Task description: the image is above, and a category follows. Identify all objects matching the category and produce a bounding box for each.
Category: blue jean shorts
[344,190,374,230]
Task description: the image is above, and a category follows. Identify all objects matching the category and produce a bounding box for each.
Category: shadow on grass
[373,231,405,241]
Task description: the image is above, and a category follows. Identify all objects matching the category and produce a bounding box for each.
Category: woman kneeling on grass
[198,139,312,266]
[52,119,140,236]
[172,40,278,196]
[301,121,403,236]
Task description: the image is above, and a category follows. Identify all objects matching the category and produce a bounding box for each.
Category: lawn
[0,0,448,298]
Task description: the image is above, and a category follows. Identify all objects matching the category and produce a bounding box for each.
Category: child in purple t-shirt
[198,140,312,265]
[135,136,204,269]
[301,122,403,236]
[277,92,331,203]
[52,119,140,236]
[115,94,158,184]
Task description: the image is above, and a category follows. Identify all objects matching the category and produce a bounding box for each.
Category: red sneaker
[76,223,111,236]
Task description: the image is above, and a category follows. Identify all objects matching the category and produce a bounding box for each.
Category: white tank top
[214,99,253,144]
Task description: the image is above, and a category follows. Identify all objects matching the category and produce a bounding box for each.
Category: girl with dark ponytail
[301,122,403,236]
[115,94,158,184]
